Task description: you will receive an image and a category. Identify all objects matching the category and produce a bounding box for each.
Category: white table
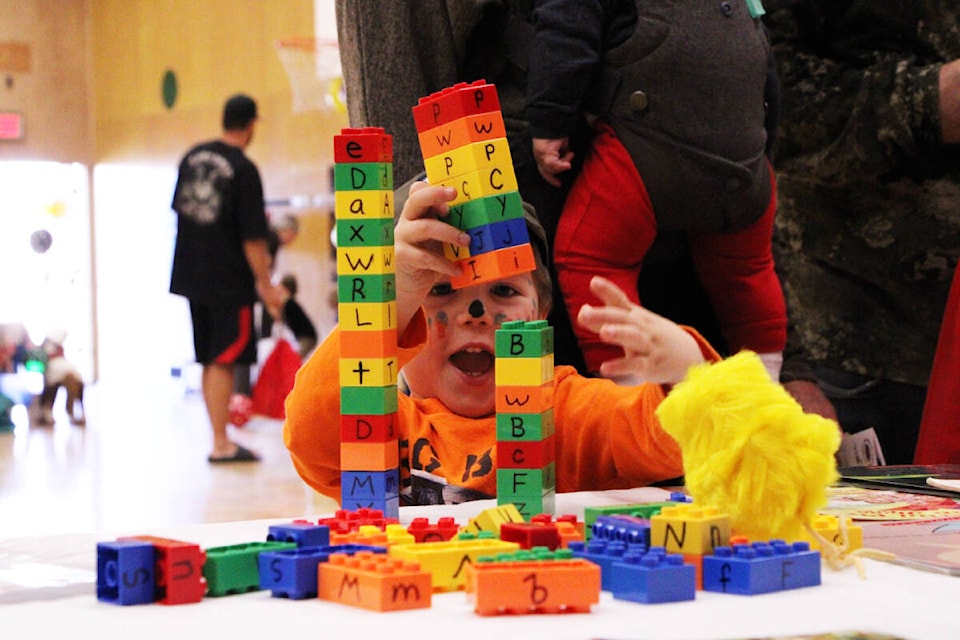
[2,488,957,639]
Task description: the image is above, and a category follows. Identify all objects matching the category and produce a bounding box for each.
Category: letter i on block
[494,320,556,520]
[334,127,400,518]
[412,80,536,289]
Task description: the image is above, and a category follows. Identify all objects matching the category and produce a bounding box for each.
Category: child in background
[283,182,717,506]
[527,0,786,381]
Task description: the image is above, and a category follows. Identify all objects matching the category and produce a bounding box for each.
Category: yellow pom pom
[656,351,840,542]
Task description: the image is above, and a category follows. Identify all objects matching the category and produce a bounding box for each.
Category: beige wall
[0,0,92,163]
[1,0,347,378]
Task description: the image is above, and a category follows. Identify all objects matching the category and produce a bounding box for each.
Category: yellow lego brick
[435,165,519,206]
[494,354,554,386]
[462,504,526,536]
[794,514,863,553]
[443,239,472,262]
[423,138,513,183]
[337,246,396,276]
[338,357,400,387]
[388,535,520,592]
[650,504,732,555]
[338,301,397,332]
[334,189,395,220]
[383,523,417,547]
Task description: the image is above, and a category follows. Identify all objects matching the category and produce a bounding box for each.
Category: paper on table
[927,477,960,493]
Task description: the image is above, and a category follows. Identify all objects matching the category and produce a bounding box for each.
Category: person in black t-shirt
[170,93,283,463]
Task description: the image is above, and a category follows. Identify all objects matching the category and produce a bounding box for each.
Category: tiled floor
[0,375,338,539]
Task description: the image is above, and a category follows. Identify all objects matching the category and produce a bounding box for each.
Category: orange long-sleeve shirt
[283,310,718,505]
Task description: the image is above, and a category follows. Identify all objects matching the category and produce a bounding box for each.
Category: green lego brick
[497,463,556,498]
[334,162,393,191]
[203,541,296,597]
[336,218,395,248]
[498,491,556,521]
[446,190,524,231]
[496,408,555,441]
[338,273,396,304]
[340,385,399,415]
[496,319,554,357]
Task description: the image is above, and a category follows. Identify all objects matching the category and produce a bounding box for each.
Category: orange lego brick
[341,440,399,472]
[318,551,432,611]
[465,553,601,615]
[339,329,398,359]
[450,244,535,289]
[417,112,507,159]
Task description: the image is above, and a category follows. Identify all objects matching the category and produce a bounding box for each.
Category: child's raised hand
[576,276,705,385]
[532,137,574,187]
[393,181,471,331]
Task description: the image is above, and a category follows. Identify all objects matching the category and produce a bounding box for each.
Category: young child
[526,0,786,381]
[284,182,718,505]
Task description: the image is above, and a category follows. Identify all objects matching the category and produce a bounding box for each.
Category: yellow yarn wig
[656,351,840,542]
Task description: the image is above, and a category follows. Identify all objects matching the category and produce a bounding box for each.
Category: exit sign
[0,111,23,140]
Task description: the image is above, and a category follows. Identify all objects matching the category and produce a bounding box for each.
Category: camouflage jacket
[765,0,960,386]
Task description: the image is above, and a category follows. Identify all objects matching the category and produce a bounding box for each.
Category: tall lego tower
[495,320,556,520]
[333,127,400,518]
[412,80,536,288]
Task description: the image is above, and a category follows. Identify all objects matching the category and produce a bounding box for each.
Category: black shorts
[189,301,257,365]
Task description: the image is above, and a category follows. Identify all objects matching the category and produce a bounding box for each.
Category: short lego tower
[412,80,536,289]
[494,319,555,520]
[334,126,400,519]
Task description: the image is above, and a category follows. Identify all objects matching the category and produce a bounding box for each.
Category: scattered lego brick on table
[465,548,601,615]
[318,551,433,611]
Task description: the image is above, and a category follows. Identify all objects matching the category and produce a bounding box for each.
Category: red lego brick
[497,434,556,469]
[412,80,500,132]
[334,127,393,164]
[406,517,461,543]
[499,522,562,550]
[316,508,399,534]
[340,413,398,444]
[119,535,206,604]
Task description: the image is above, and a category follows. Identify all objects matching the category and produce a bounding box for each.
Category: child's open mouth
[449,347,494,377]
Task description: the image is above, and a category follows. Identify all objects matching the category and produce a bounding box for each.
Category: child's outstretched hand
[577,276,705,385]
[393,182,471,333]
[532,137,574,187]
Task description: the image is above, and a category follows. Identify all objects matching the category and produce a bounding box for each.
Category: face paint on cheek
[434,310,449,339]
[493,313,508,327]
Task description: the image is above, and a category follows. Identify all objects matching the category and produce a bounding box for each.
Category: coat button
[629,91,649,112]
[720,1,733,16]
[724,177,742,192]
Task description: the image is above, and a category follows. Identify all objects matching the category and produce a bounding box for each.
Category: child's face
[401,272,541,418]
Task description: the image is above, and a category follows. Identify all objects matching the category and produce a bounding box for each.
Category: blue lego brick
[341,493,400,520]
[341,469,400,501]
[568,539,648,591]
[592,515,651,547]
[267,523,331,548]
[96,540,156,605]
[702,541,821,595]
[669,492,693,503]
[258,544,387,599]
[610,549,696,604]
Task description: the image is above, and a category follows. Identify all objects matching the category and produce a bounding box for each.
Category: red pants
[914,266,960,464]
[554,124,787,371]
